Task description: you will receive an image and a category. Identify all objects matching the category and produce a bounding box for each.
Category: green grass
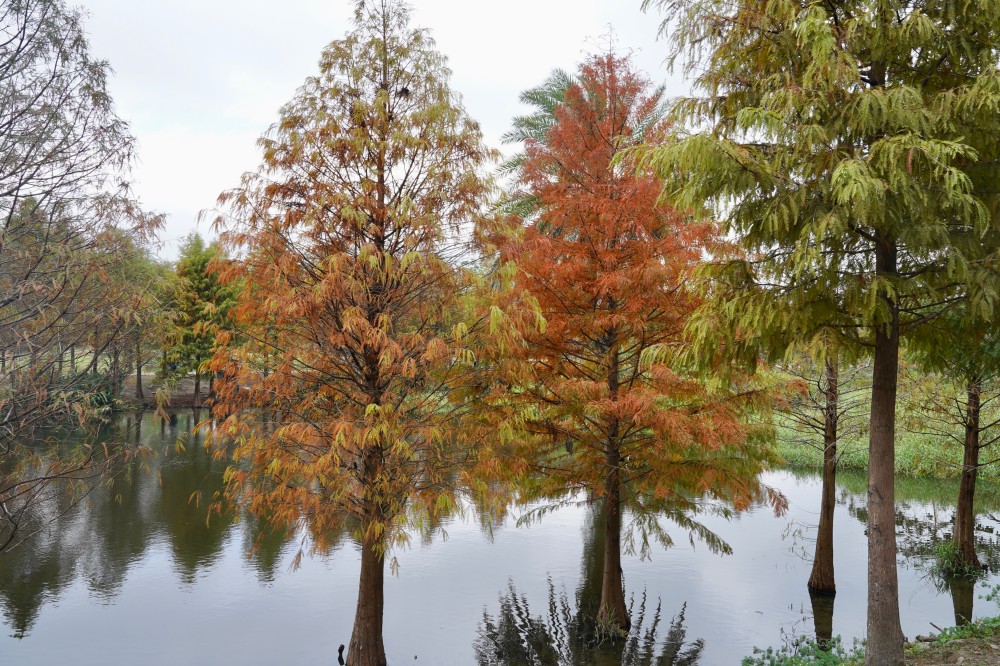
[742,612,1000,666]
[742,636,864,665]
[774,423,1000,482]
[932,541,989,579]
[743,616,1000,665]
[932,615,1000,643]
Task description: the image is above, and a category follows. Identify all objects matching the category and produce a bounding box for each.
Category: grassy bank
[775,425,1000,483]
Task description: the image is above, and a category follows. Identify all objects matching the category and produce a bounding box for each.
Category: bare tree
[0,0,160,552]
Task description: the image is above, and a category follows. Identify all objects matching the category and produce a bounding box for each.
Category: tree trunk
[599,443,629,630]
[57,342,64,377]
[346,535,387,666]
[193,369,201,408]
[135,338,144,401]
[69,345,75,374]
[865,236,904,666]
[598,329,628,631]
[953,380,981,569]
[578,503,606,622]
[809,357,838,594]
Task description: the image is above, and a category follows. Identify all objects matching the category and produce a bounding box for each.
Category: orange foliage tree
[209,2,494,664]
[480,53,783,631]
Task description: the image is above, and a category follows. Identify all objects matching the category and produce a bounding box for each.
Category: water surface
[1,411,998,664]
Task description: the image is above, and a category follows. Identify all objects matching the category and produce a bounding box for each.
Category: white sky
[75,0,689,260]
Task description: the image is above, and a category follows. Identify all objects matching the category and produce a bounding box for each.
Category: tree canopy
[210,1,495,663]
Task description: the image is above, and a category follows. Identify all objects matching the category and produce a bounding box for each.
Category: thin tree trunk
[135,338,144,401]
[809,357,838,593]
[111,347,121,397]
[57,342,64,377]
[865,236,904,666]
[346,534,387,666]
[193,369,201,408]
[69,345,75,374]
[953,379,981,569]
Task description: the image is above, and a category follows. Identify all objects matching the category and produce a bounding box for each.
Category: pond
[1,411,999,665]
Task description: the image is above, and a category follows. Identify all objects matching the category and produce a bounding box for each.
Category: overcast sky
[75,0,689,260]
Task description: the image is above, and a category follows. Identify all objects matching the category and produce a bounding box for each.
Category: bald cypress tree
[485,52,782,633]
[637,1,1000,663]
[907,308,1000,572]
[211,2,494,664]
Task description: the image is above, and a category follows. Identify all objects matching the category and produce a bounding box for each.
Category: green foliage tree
[637,1,1000,662]
[129,259,176,403]
[905,311,1000,571]
[162,234,235,407]
[497,68,573,218]
[88,231,174,402]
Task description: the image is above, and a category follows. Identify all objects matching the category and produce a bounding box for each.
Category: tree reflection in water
[841,471,1000,631]
[476,500,702,665]
[809,589,835,650]
[475,581,702,666]
[947,576,975,627]
[0,410,296,636]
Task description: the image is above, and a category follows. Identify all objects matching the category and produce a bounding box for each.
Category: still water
[1,411,999,665]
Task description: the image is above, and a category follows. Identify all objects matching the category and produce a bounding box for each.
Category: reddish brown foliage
[480,53,783,629]
[207,3,495,663]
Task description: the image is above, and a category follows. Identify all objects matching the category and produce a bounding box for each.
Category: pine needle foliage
[636,1,1000,663]
[161,234,235,406]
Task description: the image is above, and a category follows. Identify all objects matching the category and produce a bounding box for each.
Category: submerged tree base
[934,541,988,580]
